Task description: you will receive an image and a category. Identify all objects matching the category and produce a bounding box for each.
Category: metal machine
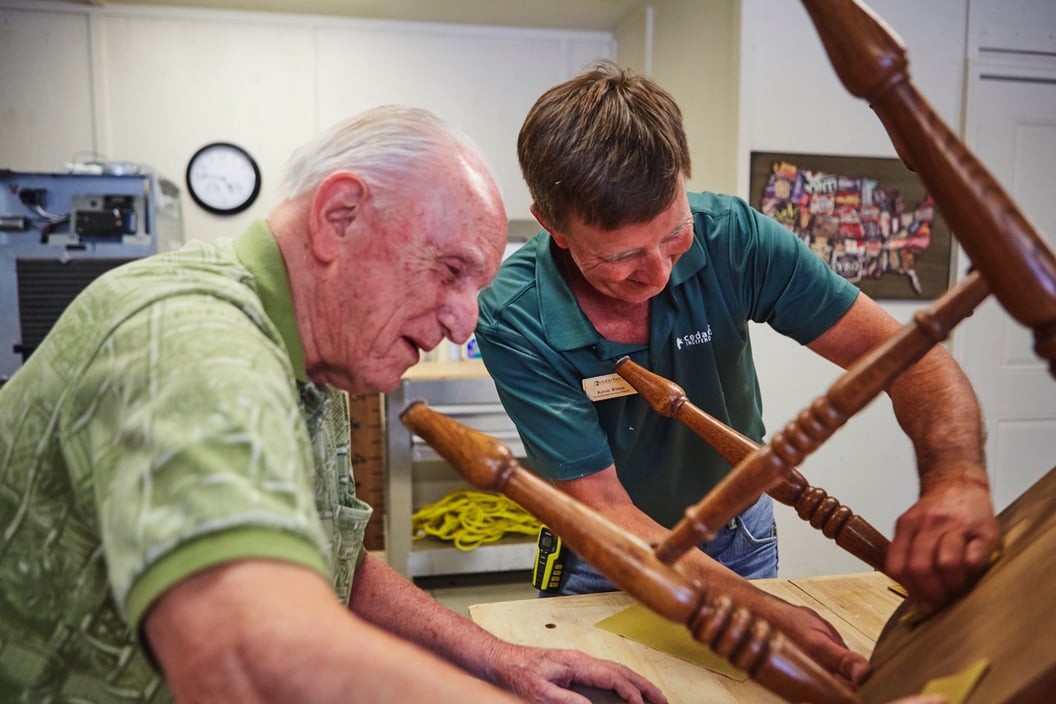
[0,166,184,379]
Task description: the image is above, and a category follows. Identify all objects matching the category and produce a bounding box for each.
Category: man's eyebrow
[664,212,693,239]
[448,250,487,276]
[598,213,692,262]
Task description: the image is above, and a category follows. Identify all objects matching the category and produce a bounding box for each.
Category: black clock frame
[185,141,262,216]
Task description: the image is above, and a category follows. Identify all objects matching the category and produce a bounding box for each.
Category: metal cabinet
[384,362,536,578]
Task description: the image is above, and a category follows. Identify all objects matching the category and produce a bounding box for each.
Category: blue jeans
[546,494,778,597]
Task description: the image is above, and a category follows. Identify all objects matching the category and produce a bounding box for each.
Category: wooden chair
[403,0,1056,700]
[612,357,1056,703]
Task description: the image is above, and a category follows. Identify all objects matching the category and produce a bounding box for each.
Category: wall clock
[185,142,261,215]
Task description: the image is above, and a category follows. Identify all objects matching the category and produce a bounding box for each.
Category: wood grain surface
[469,571,898,704]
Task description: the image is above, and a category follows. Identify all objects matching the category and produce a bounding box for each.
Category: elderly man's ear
[309,171,367,263]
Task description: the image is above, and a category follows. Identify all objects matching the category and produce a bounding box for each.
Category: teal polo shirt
[475,192,859,528]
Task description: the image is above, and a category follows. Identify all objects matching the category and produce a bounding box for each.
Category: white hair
[279,105,491,206]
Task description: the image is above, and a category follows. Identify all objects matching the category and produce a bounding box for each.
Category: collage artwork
[752,152,953,300]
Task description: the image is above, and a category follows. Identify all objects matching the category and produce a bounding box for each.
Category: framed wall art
[749,151,953,300]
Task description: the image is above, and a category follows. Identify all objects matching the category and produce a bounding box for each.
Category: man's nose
[640,248,673,287]
[438,292,480,344]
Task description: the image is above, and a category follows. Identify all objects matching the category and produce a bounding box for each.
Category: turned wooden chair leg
[614,356,890,573]
[653,272,990,566]
[401,401,861,704]
[801,0,1056,371]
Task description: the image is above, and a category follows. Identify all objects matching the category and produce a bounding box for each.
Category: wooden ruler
[347,393,386,550]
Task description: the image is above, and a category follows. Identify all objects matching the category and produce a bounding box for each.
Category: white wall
[614,4,650,74]
[651,0,740,196]
[0,7,98,173]
[0,0,614,241]
[736,0,970,578]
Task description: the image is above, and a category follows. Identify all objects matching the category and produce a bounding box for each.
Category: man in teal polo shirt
[475,61,1001,688]
[0,106,665,704]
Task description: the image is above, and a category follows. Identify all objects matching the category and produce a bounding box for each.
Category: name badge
[582,373,638,402]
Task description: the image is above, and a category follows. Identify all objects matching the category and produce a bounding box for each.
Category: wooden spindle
[614,356,890,572]
[400,401,861,704]
[802,0,1056,376]
[655,271,990,565]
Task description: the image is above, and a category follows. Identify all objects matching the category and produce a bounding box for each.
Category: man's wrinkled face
[312,156,506,394]
[553,182,693,305]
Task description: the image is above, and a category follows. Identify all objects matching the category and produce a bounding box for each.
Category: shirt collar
[536,234,598,351]
[671,223,707,286]
[233,220,309,382]
[535,225,707,352]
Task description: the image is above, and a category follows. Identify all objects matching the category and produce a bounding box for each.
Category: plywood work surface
[469,571,899,704]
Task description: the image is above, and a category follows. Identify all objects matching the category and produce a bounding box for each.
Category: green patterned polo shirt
[0,220,372,701]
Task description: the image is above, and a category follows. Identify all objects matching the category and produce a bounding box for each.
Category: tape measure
[531,526,567,592]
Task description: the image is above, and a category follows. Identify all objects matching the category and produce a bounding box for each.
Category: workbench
[469,571,901,704]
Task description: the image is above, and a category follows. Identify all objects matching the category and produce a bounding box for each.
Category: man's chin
[309,365,404,395]
[348,370,403,395]
[374,374,405,394]
[611,288,661,305]
[369,362,416,394]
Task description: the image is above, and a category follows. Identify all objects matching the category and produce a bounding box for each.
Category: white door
[953,66,1056,510]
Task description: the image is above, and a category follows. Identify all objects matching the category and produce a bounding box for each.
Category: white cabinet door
[954,67,1056,510]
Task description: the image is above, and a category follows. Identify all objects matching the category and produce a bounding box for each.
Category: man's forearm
[347,552,514,684]
[887,345,988,487]
[148,559,518,703]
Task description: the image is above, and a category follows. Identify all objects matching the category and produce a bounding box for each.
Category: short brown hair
[517,60,691,233]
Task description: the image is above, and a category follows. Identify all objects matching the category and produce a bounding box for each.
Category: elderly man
[475,61,1000,688]
[0,106,665,703]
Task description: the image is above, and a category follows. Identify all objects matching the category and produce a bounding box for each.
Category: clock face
[186,142,261,215]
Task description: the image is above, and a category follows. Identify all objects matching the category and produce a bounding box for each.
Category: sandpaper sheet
[595,604,748,681]
[921,658,989,704]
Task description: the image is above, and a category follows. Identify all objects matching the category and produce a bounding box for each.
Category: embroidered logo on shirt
[675,326,713,350]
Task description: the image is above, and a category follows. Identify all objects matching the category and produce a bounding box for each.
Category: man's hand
[887,474,1000,607]
[483,642,667,704]
[751,595,871,688]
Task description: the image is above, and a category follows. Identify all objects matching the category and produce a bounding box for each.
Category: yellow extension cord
[411,489,541,551]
